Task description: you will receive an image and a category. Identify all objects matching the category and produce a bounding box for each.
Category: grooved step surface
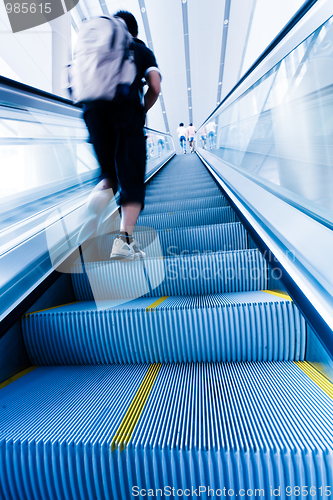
[71,249,269,301]
[0,362,332,500]
[98,222,251,260]
[141,195,229,215]
[10,153,316,499]
[108,207,237,234]
[136,206,237,230]
[147,178,217,191]
[22,292,306,365]
[145,185,221,202]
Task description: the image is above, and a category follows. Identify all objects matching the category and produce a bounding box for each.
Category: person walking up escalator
[187,123,196,153]
[80,11,161,260]
[177,122,187,154]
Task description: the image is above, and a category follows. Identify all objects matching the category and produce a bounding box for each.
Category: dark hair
[114,10,138,37]
[179,122,184,127]
[189,123,193,126]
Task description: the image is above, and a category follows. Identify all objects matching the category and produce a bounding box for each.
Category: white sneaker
[130,239,146,259]
[110,237,146,260]
[110,237,131,260]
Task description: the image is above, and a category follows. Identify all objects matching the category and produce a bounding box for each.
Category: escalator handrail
[144,126,173,137]
[0,74,81,113]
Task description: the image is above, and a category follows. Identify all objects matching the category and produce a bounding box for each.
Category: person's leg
[110,116,146,258]
[84,107,118,214]
[120,203,142,234]
[77,107,118,246]
[86,177,115,215]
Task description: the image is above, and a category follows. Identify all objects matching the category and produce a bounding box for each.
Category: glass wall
[145,128,174,161]
[0,78,175,322]
[0,106,96,200]
[199,15,333,223]
[0,82,100,240]
[0,79,175,249]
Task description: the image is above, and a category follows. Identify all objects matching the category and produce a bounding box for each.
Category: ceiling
[71,0,306,149]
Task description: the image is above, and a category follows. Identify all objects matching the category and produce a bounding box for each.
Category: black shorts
[84,101,146,208]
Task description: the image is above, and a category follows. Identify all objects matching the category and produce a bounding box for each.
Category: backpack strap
[117,42,129,75]
[108,17,118,50]
[117,26,134,74]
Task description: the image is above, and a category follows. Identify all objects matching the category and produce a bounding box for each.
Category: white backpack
[67,16,136,104]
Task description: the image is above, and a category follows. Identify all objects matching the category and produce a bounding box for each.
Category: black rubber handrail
[0,74,79,108]
[0,75,171,139]
[144,126,173,137]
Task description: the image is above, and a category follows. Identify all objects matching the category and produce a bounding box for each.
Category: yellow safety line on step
[262,290,292,301]
[25,302,78,316]
[146,296,169,311]
[111,363,161,452]
[0,366,38,391]
[295,361,333,400]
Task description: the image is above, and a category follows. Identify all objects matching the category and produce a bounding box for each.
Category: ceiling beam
[74,2,87,22]
[97,0,110,17]
[181,0,193,124]
[237,0,257,81]
[138,0,170,134]
[216,0,231,107]
[71,15,78,32]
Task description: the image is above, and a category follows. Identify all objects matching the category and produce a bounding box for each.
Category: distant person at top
[177,122,187,154]
[206,121,216,150]
[187,123,196,153]
[81,11,161,260]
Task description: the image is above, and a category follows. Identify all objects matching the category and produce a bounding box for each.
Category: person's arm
[144,70,161,112]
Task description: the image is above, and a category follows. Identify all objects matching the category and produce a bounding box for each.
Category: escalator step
[71,249,269,301]
[145,186,221,202]
[139,206,237,229]
[0,364,150,500]
[141,195,229,215]
[0,362,332,500]
[98,222,251,260]
[22,291,306,365]
[147,174,216,184]
[150,178,214,188]
[112,206,238,232]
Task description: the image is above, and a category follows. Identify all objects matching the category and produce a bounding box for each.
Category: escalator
[1,153,332,500]
[2,2,333,497]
